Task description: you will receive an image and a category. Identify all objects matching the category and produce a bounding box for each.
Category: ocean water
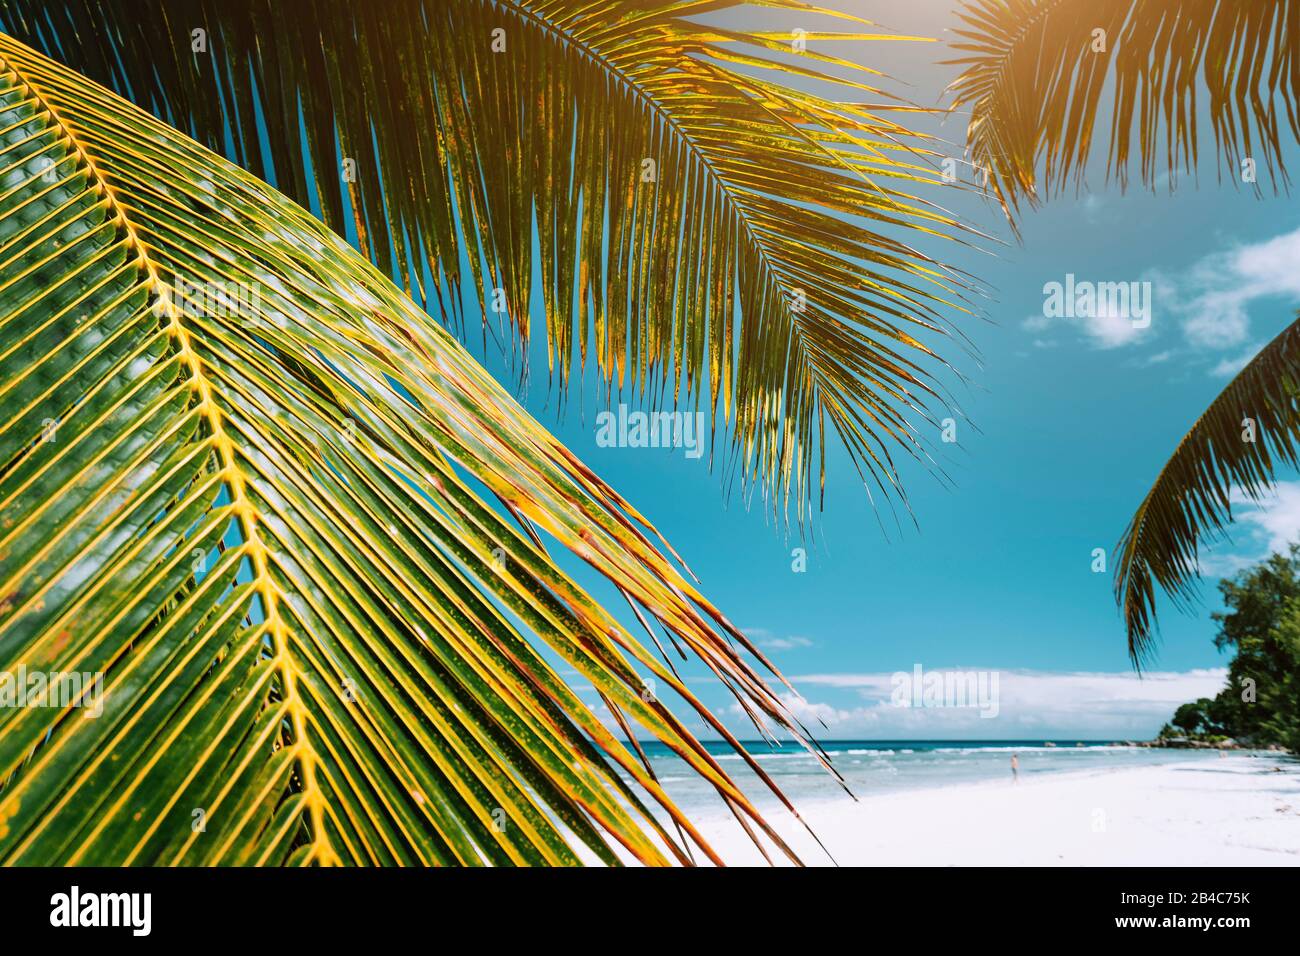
[634,740,1248,814]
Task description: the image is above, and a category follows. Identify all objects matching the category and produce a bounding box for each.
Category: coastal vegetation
[1157,547,1300,753]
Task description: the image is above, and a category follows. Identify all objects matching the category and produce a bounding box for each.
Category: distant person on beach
[1011,753,1019,783]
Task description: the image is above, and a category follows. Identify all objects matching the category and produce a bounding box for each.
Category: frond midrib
[0,49,340,866]
[502,0,820,409]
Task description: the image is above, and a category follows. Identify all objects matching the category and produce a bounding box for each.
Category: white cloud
[773,693,859,727]
[1024,226,1300,366]
[742,627,813,651]
[1209,343,1259,377]
[752,667,1230,739]
[1184,288,1254,348]
[1081,304,1148,349]
[1228,482,1300,555]
[1082,193,1106,224]
[1165,225,1300,351]
[1191,480,1300,576]
[1191,482,1300,578]
[1025,281,1154,350]
[762,636,813,650]
[1196,550,1257,580]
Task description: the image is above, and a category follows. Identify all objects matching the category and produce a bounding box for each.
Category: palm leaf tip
[2,0,983,521]
[0,30,822,866]
[1113,315,1300,665]
[946,0,1298,223]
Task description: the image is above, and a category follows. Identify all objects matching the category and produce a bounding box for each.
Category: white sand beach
[692,754,1300,866]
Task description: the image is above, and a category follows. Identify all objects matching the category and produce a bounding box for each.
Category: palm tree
[0,32,834,865]
[947,0,1300,663]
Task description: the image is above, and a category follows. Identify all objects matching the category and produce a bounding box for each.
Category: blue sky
[443,0,1300,741]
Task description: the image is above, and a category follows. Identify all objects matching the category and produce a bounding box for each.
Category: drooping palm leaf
[947,0,1299,222]
[1115,317,1300,665]
[1,0,980,522]
[0,31,829,866]
[947,0,1300,656]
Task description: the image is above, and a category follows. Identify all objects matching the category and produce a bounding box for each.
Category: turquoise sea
[635,740,1258,813]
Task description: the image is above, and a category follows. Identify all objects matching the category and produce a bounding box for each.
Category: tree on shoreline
[1159,547,1300,752]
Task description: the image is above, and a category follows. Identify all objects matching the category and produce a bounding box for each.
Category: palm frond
[947,0,1299,221]
[1115,316,1300,665]
[1,0,982,522]
[0,31,827,865]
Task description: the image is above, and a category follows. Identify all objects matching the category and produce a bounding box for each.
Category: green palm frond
[1115,317,1300,665]
[947,0,1298,222]
[0,31,826,866]
[1,0,981,521]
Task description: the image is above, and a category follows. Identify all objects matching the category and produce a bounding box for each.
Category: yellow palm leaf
[0,31,824,866]
[5,0,983,521]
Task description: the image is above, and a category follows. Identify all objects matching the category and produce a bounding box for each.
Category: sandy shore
[689,754,1300,866]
